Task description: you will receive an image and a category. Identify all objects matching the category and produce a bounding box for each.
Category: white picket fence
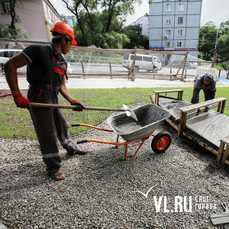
[196,66,218,79]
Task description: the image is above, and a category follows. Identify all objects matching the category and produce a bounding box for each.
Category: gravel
[1,103,229,229]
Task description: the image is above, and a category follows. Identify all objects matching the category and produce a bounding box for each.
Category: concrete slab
[158,97,229,150]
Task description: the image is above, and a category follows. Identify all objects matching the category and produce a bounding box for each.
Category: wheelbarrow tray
[107,104,171,141]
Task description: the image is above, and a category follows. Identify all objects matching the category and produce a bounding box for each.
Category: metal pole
[109,63,112,79]
[81,60,85,79]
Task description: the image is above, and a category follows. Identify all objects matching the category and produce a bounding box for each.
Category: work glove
[13,93,31,108]
[71,100,84,111]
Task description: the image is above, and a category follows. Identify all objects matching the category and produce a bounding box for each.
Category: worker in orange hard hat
[50,21,77,45]
[4,21,87,181]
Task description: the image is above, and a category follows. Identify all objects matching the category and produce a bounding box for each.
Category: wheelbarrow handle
[72,123,113,132]
[77,139,88,144]
[30,102,124,112]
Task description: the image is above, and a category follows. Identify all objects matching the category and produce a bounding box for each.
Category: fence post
[109,63,112,79]
[218,69,221,78]
[81,60,85,79]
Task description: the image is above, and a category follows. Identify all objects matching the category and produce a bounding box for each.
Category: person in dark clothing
[4,22,87,181]
[191,73,216,104]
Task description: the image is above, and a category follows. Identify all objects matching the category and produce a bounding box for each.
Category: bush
[216,62,229,70]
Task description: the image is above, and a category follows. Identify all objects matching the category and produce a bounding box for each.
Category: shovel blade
[210,212,229,225]
[122,104,138,122]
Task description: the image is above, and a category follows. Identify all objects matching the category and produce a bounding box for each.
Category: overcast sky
[49,0,229,26]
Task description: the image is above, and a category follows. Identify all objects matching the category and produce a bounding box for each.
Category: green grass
[1,87,229,139]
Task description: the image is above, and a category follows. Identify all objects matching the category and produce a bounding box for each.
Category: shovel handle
[30,102,124,112]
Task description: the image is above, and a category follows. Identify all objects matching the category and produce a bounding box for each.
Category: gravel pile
[1,103,229,229]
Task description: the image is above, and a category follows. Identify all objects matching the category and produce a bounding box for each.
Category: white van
[0,49,26,74]
[122,54,162,73]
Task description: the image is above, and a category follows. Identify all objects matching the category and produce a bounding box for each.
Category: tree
[122,24,149,49]
[61,0,152,48]
[0,0,28,39]
[198,21,218,60]
[216,34,229,62]
[219,20,229,35]
[60,14,68,23]
[93,31,130,49]
[216,20,229,62]
[0,22,28,39]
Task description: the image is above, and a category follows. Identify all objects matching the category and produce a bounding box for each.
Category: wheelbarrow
[72,104,172,160]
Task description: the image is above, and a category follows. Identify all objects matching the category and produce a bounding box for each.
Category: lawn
[0,87,228,139]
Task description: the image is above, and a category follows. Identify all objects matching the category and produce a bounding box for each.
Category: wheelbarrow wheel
[151,132,172,154]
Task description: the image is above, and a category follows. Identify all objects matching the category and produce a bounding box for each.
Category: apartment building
[149,0,202,57]
[0,0,62,42]
[131,13,149,37]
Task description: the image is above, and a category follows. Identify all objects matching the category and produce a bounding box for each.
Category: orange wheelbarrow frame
[72,124,171,160]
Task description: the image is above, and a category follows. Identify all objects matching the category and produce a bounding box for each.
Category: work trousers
[191,88,216,104]
[29,107,77,174]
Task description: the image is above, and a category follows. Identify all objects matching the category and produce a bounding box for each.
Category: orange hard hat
[50,22,77,45]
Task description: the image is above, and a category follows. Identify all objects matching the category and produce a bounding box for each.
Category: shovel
[211,201,229,225]
[29,102,138,121]
[122,104,138,122]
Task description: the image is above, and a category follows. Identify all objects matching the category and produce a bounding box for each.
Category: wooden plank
[149,94,154,104]
[174,55,187,78]
[221,136,229,144]
[153,89,184,106]
[217,142,225,163]
[0,38,188,56]
[155,93,159,105]
[180,49,189,80]
[179,98,227,113]
[221,144,229,165]
[178,111,187,137]
[153,89,184,93]
[161,98,229,158]
[186,112,229,148]
[182,103,219,120]
[218,136,229,165]
[211,53,218,68]
[221,100,226,113]
[166,119,218,155]
[178,91,183,100]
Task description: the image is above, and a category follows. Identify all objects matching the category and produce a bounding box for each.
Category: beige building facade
[0,0,62,42]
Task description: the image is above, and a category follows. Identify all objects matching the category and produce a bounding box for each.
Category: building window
[178,30,183,36]
[178,4,184,11]
[1,1,10,13]
[165,18,171,24]
[165,42,170,48]
[165,30,171,36]
[178,17,183,24]
[166,4,171,11]
[177,42,182,47]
